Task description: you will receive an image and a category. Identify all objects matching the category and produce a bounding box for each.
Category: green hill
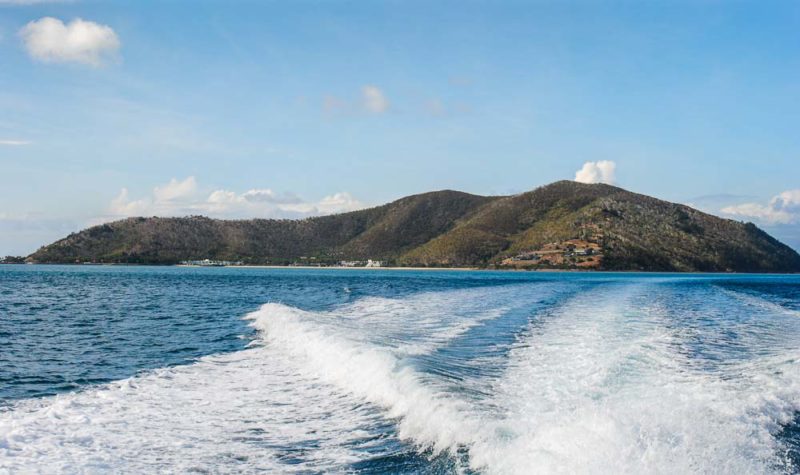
[27,181,800,272]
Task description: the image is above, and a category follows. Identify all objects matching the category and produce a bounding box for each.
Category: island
[26,181,800,273]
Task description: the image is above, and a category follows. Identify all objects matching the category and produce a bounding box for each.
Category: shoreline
[8,263,799,274]
[187,264,483,271]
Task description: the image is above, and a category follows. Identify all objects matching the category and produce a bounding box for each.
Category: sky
[1,0,799,255]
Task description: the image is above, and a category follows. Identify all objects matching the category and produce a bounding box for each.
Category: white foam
[322,285,530,355]
[0,344,394,473]
[468,284,800,474]
[0,284,535,473]
[246,303,487,453]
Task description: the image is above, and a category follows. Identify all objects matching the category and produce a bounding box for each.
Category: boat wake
[472,284,800,473]
[2,280,800,473]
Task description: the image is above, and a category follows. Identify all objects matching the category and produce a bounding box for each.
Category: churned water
[1,265,799,473]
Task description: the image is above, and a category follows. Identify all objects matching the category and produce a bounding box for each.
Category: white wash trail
[0,343,391,473]
[238,283,565,455]
[242,280,800,474]
[246,303,486,453]
[0,283,553,473]
[3,278,800,473]
[469,282,800,474]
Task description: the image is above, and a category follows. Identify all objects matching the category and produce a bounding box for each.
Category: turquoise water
[1,265,799,473]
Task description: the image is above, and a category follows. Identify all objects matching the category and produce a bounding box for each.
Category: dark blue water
[1,265,799,473]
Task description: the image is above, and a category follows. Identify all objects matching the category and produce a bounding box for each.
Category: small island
[26,181,800,273]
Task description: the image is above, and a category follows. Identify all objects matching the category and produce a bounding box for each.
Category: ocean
[1,265,799,473]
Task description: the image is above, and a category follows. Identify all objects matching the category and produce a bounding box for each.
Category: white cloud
[241,189,302,204]
[152,176,198,202]
[362,85,389,113]
[311,192,364,214]
[721,189,800,225]
[108,177,366,220]
[109,177,201,217]
[0,139,30,146]
[109,188,149,216]
[19,17,120,66]
[574,160,617,185]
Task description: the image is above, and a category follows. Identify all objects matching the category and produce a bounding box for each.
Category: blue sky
[1,0,799,255]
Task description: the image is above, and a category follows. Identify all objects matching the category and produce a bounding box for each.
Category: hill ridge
[28,181,800,272]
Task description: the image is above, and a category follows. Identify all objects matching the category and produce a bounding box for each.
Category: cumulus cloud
[19,17,120,66]
[362,85,389,113]
[721,189,800,225]
[109,188,148,216]
[0,139,30,146]
[313,192,364,214]
[574,160,617,185]
[108,177,365,220]
[152,176,198,202]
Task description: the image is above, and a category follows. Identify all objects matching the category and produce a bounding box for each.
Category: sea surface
[1,265,799,474]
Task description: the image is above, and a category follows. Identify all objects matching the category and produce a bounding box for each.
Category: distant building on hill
[339,259,384,267]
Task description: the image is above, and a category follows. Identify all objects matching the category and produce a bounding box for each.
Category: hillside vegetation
[28,181,800,272]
